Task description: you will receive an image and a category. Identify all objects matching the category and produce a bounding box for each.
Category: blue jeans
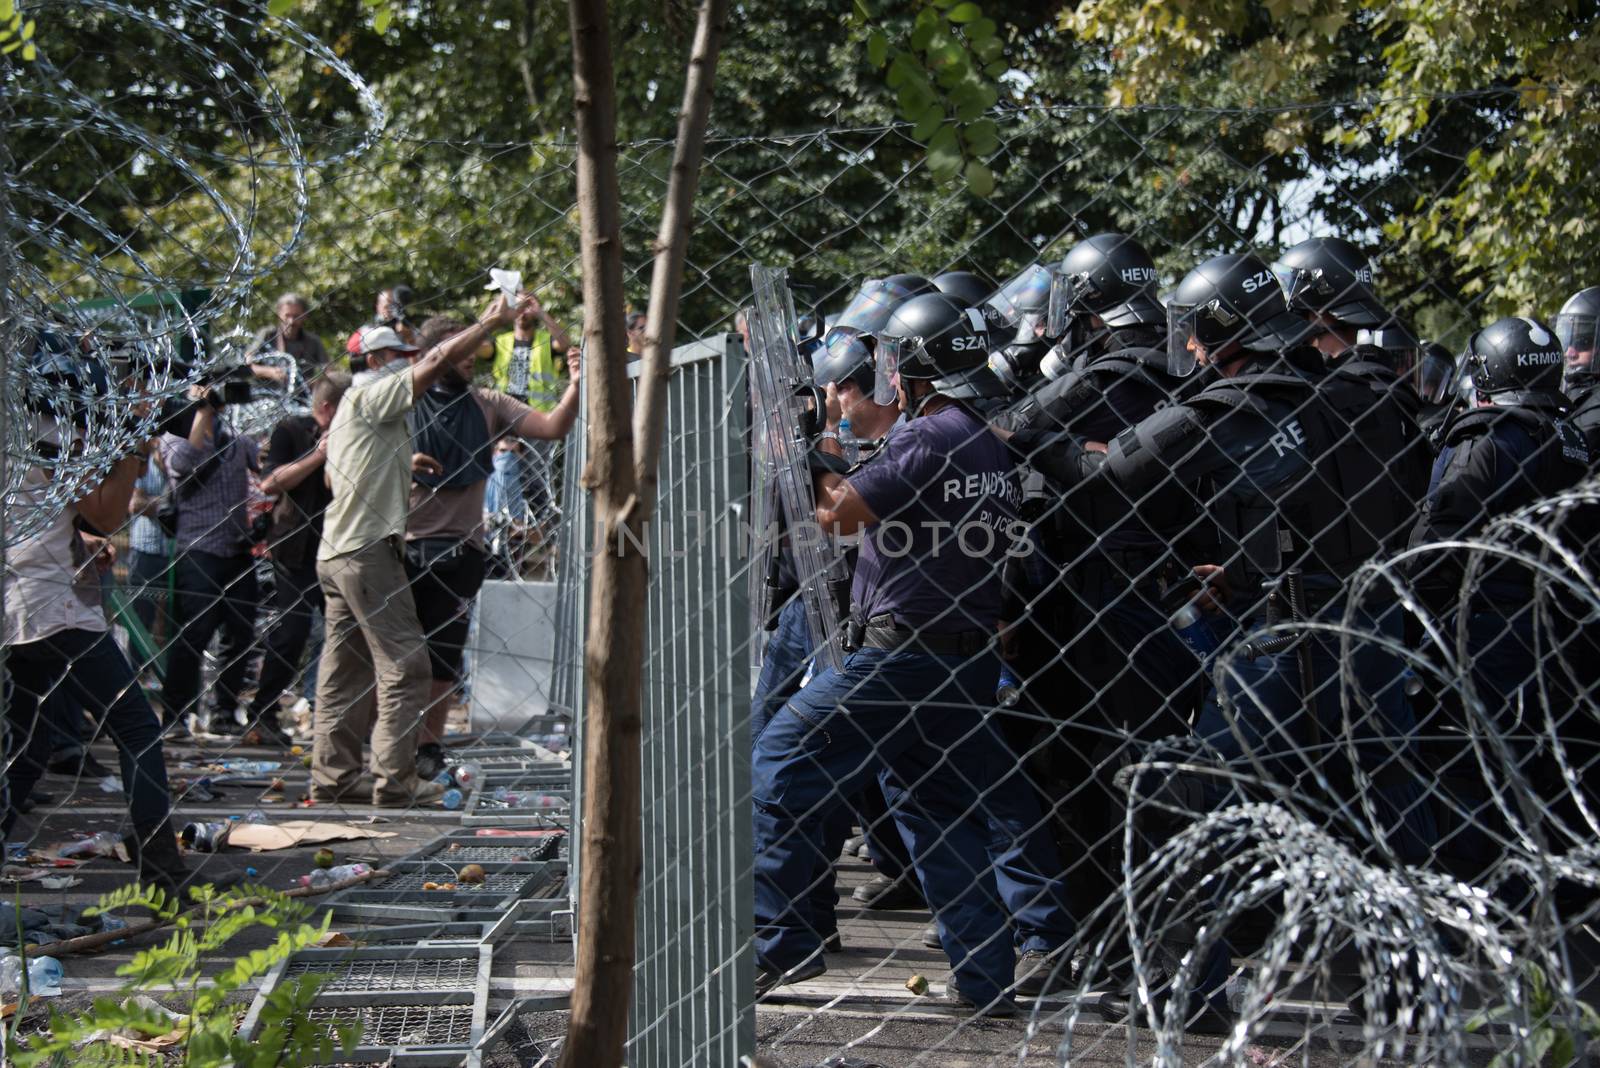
[1196,592,1436,863]
[754,646,1070,1000]
[2,628,173,838]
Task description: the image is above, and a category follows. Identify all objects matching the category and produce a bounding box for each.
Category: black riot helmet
[932,270,992,309]
[1554,285,1599,392]
[1046,233,1165,334]
[872,293,992,413]
[1464,316,1570,410]
[1272,237,1389,327]
[813,275,932,391]
[1166,252,1310,376]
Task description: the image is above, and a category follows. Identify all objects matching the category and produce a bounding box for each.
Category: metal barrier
[565,334,755,1066]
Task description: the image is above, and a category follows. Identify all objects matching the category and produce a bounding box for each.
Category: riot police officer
[932,269,993,309]
[752,292,1070,1014]
[1406,317,1591,874]
[1076,252,1436,1027]
[980,263,1057,398]
[1556,286,1600,453]
[1274,236,1434,555]
[990,233,1205,929]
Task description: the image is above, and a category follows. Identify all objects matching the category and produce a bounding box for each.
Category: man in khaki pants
[313,292,533,806]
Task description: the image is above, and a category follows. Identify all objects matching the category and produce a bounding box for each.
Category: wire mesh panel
[6,4,1600,1063]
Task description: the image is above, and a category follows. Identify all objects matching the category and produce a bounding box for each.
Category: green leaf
[267,0,294,15]
[910,17,937,52]
[964,160,995,198]
[974,35,1004,63]
[374,5,393,33]
[983,59,1007,77]
[927,125,962,179]
[965,17,996,42]
[947,2,983,24]
[0,0,13,22]
[867,29,887,69]
[964,117,999,155]
[912,104,944,142]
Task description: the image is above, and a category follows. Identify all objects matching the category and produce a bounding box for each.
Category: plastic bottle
[58,831,122,859]
[450,763,481,790]
[299,862,370,889]
[242,808,268,824]
[1169,600,1220,664]
[0,956,22,997]
[836,418,859,465]
[441,788,464,811]
[995,665,1021,708]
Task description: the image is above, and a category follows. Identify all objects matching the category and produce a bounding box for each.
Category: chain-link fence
[5,5,1600,1063]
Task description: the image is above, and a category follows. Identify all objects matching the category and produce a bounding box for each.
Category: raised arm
[411,293,531,398]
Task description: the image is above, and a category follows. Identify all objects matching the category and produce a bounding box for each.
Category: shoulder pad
[1104,403,1207,493]
[1553,418,1592,466]
[1442,405,1546,448]
[1188,378,1281,418]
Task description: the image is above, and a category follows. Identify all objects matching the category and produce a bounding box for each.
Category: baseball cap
[359,325,420,355]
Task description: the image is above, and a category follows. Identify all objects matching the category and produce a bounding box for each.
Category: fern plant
[6,882,361,1067]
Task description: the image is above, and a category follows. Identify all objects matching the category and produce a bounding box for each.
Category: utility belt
[405,536,480,571]
[844,612,992,657]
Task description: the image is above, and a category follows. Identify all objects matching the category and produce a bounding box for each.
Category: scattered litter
[314,931,354,948]
[0,955,63,997]
[86,995,185,1052]
[97,776,123,794]
[38,876,81,890]
[905,974,928,995]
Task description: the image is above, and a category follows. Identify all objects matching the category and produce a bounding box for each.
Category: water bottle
[434,771,454,786]
[59,831,122,859]
[300,862,371,889]
[836,418,859,465]
[1169,600,1221,663]
[441,787,464,810]
[450,763,481,790]
[995,664,1021,708]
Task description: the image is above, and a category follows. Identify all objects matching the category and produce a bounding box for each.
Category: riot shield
[747,265,847,673]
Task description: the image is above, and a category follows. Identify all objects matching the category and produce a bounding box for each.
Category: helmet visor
[1166,302,1203,377]
[985,264,1053,327]
[1413,346,1456,405]
[1271,262,1320,309]
[873,334,903,406]
[819,329,873,387]
[1555,312,1598,376]
[1046,267,1078,338]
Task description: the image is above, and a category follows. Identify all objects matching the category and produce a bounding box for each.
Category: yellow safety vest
[487,329,564,412]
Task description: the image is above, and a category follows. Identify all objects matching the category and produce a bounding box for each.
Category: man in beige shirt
[313,292,532,806]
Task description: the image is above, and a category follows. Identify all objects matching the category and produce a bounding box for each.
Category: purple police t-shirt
[846,403,1020,634]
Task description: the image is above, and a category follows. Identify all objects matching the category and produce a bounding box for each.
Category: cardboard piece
[224,821,396,853]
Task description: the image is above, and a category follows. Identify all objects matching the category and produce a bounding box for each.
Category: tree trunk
[558,0,727,1064]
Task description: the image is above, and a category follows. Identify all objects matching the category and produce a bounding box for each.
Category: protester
[242,373,350,746]
[125,452,172,644]
[251,292,327,388]
[158,383,261,737]
[406,312,581,780]
[625,309,647,361]
[3,412,208,894]
[312,293,533,807]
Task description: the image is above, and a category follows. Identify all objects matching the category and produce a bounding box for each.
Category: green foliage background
[13,0,1597,351]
